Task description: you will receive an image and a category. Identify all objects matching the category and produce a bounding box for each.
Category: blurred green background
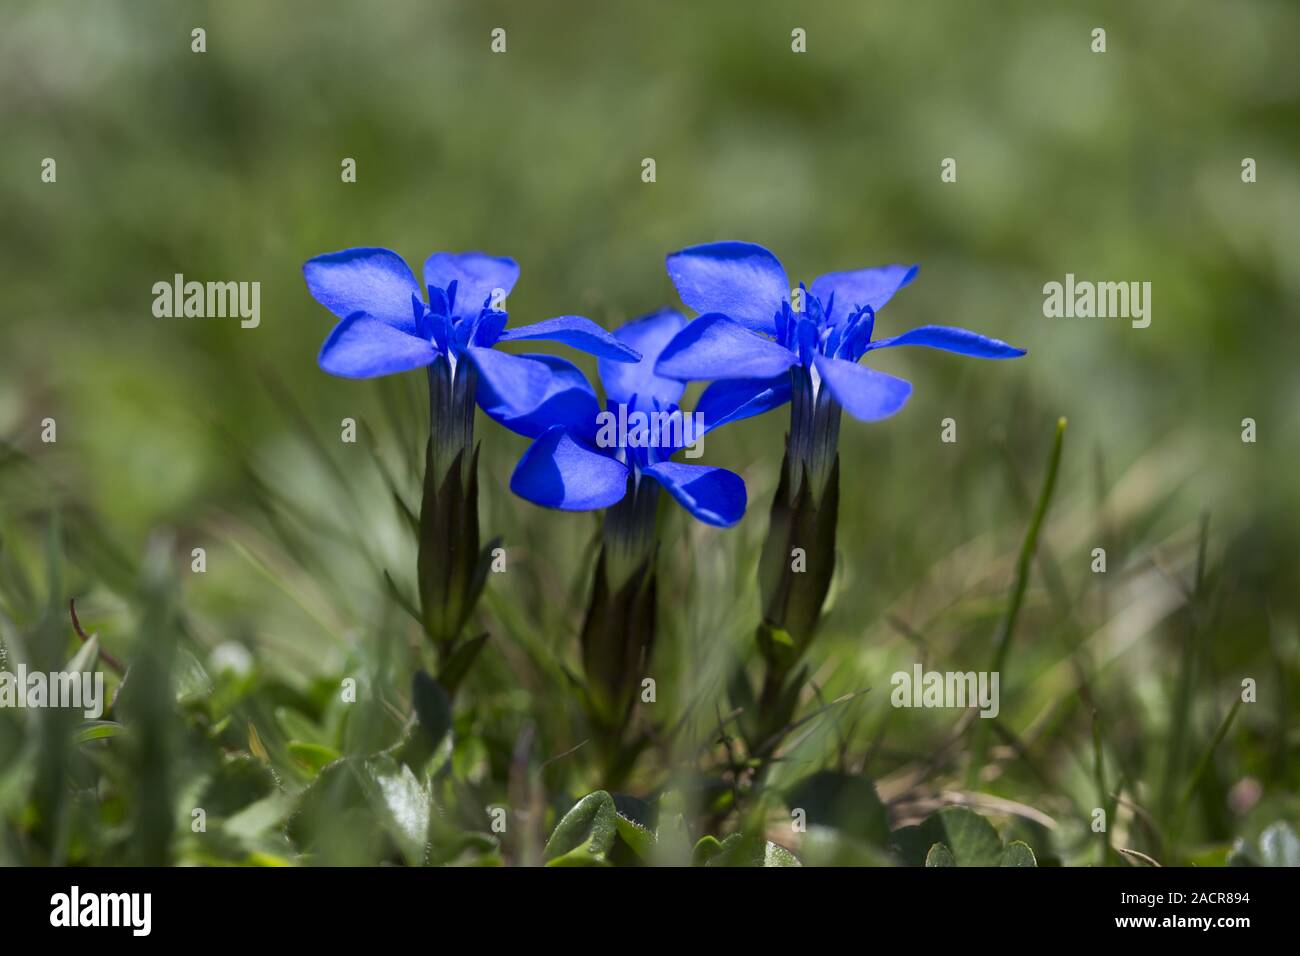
[1,0,1297,865]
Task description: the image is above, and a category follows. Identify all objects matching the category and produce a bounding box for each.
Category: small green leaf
[357,755,431,867]
[544,791,618,865]
[894,807,1006,867]
[1000,840,1038,867]
[651,791,692,865]
[288,741,340,774]
[223,792,295,842]
[768,627,794,648]
[1259,822,1300,867]
[762,842,801,867]
[65,635,99,674]
[691,835,724,866]
[73,720,124,745]
[706,832,801,867]
[614,813,656,860]
[438,633,489,695]
[382,569,422,625]
[173,649,213,704]
[925,842,956,866]
[393,670,452,772]
[275,706,326,746]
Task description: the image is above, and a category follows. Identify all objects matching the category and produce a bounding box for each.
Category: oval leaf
[544,791,618,866]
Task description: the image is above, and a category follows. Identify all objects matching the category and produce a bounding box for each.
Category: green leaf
[275,706,327,747]
[1000,840,1038,867]
[706,832,801,867]
[356,754,431,867]
[382,569,422,626]
[65,634,99,674]
[544,791,618,866]
[925,842,956,866]
[223,792,295,843]
[411,670,451,749]
[393,670,452,772]
[1233,821,1300,867]
[438,633,489,696]
[651,791,692,865]
[691,835,724,866]
[762,842,801,867]
[614,813,656,861]
[893,807,1006,867]
[288,741,340,774]
[1259,822,1300,867]
[172,649,213,704]
[74,720,124,745]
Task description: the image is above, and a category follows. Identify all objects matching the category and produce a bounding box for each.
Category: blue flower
[652,241,1026,428]
[303,247,640,426]
[508,309,747,528]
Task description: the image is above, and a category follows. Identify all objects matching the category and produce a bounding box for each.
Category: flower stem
[603,474,660,592]
[579,476,661,783]
[416,354,491,683]
[743,367,843,762]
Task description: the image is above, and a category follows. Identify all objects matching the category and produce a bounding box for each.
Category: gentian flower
[304,247,639,438]
[302,247,638,684]
[508,308,747,532]
[503,309,748,772]
[654,240,1026,498]
[650,242,1026,760]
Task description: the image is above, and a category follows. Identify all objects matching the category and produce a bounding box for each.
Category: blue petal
[318,313,437,379]
[865,324,1027,359]
[510,426,630,511]
[423,252,520,316]
[812,353,912,422]
[466,347,565,420]
[304,248,422,335]
[471,310,508,347]
[810,264,918,319]
[666,241,789,334]
[643,462,747,527]
[481,354,601,443]
[696,374,792,432]
[598,309,687,411]
[498,315,641,362]
[655,312,798,382]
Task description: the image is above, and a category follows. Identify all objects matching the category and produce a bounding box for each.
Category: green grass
[1,0,1298,866]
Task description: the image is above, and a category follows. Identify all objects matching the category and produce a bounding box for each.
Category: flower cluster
[304,241,1025,775]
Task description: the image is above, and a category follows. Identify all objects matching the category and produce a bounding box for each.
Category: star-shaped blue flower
[508,309,747,527]
[651,241,1026,428]
[303,247,640,426]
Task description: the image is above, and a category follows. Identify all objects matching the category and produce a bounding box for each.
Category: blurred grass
[1,0,1297,865]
